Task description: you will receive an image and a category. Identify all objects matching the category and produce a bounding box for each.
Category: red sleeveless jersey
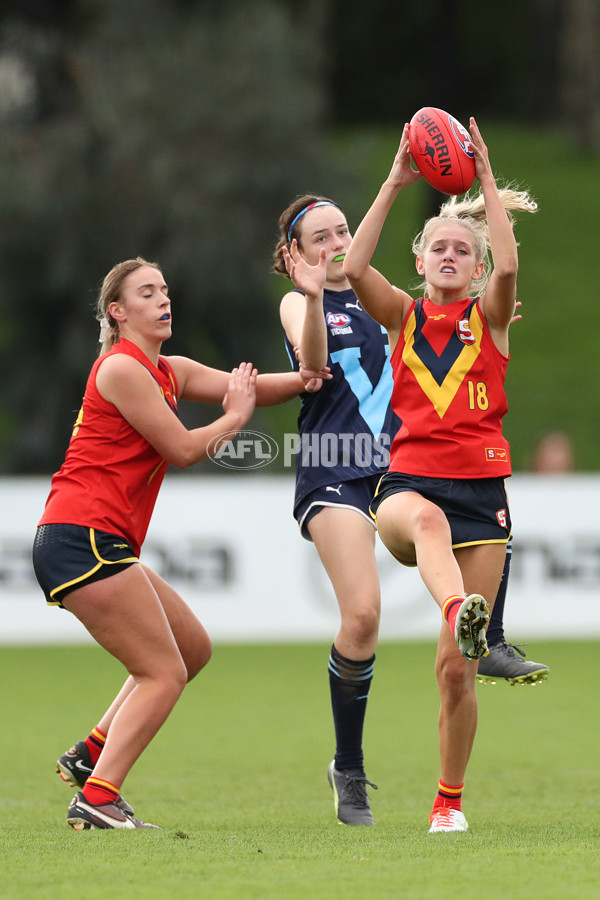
[39,339,179,555]
[388,297,511,478]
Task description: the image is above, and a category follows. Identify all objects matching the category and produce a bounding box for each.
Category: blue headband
[287,201,340,242]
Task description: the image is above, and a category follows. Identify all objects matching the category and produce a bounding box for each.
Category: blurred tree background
[0,0,598,474]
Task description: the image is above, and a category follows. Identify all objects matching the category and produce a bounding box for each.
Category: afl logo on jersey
[326,312,351,328]
[456,318,476,345]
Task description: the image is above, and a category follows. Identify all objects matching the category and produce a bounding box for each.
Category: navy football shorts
[370,472,511,553]
[294,473,381,541]
[32,523,139,607]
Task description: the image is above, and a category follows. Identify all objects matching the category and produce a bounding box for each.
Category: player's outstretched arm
[280,240,328,373]
[167,355,328,408]
[96,355,256,468]
[471,118,519,337]
[344,124,419,336]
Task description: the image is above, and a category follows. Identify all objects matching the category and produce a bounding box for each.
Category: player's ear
[471,261,484,281]
[108,300,126,323]
[415,256,425,276]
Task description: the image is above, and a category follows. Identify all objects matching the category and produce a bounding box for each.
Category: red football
[408,107,476,195]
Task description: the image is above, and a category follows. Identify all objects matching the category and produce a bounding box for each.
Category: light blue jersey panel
[283,288,400,506]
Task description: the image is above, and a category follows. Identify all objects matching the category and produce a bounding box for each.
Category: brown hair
[272,194,341,278]
[96,257,162,354]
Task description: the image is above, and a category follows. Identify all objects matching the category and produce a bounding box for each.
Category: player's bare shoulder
[95,352,154,404]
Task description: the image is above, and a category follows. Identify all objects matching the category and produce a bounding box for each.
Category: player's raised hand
[386,123,423,191]
[283,239,327,298]
[469,117,494,185]
[222,362,257,427]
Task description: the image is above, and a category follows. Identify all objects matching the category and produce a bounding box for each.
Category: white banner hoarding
[1,474,598,644]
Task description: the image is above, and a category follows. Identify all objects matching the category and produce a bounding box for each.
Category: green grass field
[1,640,598,899]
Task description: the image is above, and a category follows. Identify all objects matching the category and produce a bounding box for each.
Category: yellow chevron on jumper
[402,305,483,418]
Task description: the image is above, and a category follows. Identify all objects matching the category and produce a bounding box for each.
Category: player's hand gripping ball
[408,107,475,195]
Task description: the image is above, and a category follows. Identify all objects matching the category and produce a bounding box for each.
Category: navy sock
[328,644,375,772]
[487,542,511,646]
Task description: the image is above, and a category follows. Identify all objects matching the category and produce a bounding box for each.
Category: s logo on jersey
[496,509,508,529]
[326,312,351,328]
[456,318,475,345]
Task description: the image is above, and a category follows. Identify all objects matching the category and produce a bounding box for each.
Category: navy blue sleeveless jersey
[284,288,400,507]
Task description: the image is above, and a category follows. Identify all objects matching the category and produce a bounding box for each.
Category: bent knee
[139,654,189,696]
[168,658,190,695]
[436,655,475,697]
[414,503,449,538]
[342,602,380,645]
[186,636,213,682]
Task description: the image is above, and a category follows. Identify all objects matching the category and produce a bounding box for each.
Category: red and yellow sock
[82,775,120,806]
[432,779,464,812]
[441,595,464,635]
[83,727,107,765]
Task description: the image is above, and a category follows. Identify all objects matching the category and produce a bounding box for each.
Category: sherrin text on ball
[408,107,476,195]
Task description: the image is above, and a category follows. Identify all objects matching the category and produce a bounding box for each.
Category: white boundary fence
[1,474,599,645]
